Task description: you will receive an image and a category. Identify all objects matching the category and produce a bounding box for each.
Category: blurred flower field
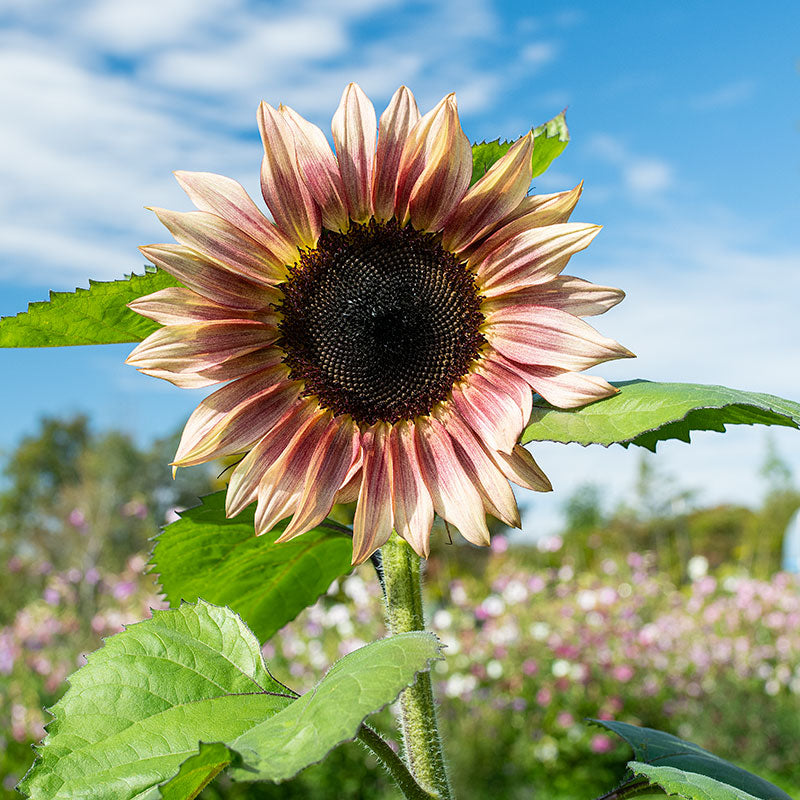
[2,539,798,799]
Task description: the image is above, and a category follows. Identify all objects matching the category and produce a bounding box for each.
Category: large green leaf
[151,491,354,643]
[522,380,800,451]
[470,110,570,185]
[0,268,180,347]
[19,601,296,800]
[159,742,233,800]
[228,631,443,783]
[593,720,791,800]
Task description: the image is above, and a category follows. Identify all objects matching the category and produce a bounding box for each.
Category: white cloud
[588,133,674,197]
[521,41,558,67]
[691,79,756,110]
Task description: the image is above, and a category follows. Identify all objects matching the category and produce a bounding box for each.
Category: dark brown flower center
[277,220,485,425]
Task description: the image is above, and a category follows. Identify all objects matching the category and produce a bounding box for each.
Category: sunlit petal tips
[129,83,631,563]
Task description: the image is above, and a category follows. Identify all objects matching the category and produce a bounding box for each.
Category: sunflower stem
[381,534,454,800]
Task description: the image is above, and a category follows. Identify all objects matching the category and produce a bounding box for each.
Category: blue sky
[1,0,799,533]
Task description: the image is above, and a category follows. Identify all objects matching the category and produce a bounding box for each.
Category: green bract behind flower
[127,83,633,564]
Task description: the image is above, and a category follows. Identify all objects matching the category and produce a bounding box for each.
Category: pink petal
[173,171,298,266]
[149,207,287,286]
[372,86,420,222]
[475,223,602,297]
[280,104,349,232]
[443,132,534,253]
[415,416,490,547]
[257,101,321,248]
[279,415,360,541]
[126,320,276,374]
[331,83,376,224]
[498,357,619,408]
[395,94,472,231]
[139,244,276,311]
[388,421,434,558]
[466,183,584,264]
[487,305,634,370]
[450,368,527,455]
[352,423,394,565]
[138,350,280,389]
[254,410,331,535]
[225,398,318,517]
[483,276,625,317]
[492,444,552,492]
[128,287,275,326]
[435,408,520,528]
[173,370,303,467]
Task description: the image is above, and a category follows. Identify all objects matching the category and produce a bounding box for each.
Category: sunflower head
[127,83,633,564]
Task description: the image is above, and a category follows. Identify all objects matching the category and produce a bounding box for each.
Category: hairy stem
[357,724,437,800]
[381,535,453,800]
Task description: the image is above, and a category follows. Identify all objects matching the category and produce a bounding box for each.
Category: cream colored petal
[475,223,602,297]
[173,171,298,266]
[395,94,472,231]
[139,244,277,311]
[389,421,434,558]
[331,83,376,224]
[492,444,552,492]
[138,350,279,389]
[483,276,625,318]
[280,104,349,232]
[487,306,634,370]
[257,101,321,248]
[128,287,275,326]
[352,423,394,565]
[415,416,490,547]
[443,132,534,253]
[434,407,520,528]
[497,357,619,408]
[372,86,421,222]
[149,207,286,285]
[465,183,584,264]
[126,320,276,374]
[279,415,360,541]
[225,398,318,517]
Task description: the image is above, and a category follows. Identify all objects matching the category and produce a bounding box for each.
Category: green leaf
[19,600,441,799]
[227,631,443,783]
[470,110,570,185]
[593,720,792,800]
[158,742,233,800]
[151,491,354,643]
[522,380,800,451]
[0,268,180,347]
[530,109,570,178]
[19,601,296,800]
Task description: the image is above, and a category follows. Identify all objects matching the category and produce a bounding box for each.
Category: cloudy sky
[1,0,799,533]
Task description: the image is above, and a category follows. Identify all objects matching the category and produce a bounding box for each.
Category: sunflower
[127,83,632,563]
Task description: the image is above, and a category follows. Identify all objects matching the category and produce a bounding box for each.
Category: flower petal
[138,350,280,389]
[126,320,276,374]
[173,171,298,266]
[127,287,275,326]
[279,415,360,541]
[487,306,634,370]
[483,276,625,317]
[280,104,349,232]
[395,94,472,231]
[492,444,552,492]
[139,244,277,311]
[466,183,584,264]
[415,416,490,546]
[372,86,421,222]
[475,223,602,297]
[149,207,286,285]
[331,83,376,224]
[257,101,321,248]
[225,398,318,517]
[388,421,434,558]
[435,407,520,528]
[352,422,394,564]
[443,132,534,253]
